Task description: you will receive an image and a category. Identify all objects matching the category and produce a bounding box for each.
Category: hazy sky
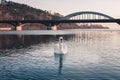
[7,0,120,18]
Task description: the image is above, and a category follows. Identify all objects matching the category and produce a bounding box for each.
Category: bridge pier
[51,25,57,30]
[13,26,17,30]
[46,23,57,30]
[10,22,21,30]
[47,23,52,30]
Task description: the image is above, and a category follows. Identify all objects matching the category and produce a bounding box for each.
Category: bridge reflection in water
[0,35,56,49]
[0,29,117,49]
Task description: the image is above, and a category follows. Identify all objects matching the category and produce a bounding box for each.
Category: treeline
[0,0,63,20]
[0,0,65,30]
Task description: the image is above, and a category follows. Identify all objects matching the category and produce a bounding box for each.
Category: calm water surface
[1,29,120,80]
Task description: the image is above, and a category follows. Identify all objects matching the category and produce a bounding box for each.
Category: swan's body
[54,37,68,54]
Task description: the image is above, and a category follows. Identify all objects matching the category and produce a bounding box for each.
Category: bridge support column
[51,25,57,30]
[47,23,52,30]
[13,26,17,30]
[10,22,21,30]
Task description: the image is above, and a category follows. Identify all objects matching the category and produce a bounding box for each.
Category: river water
[0,29,120,80]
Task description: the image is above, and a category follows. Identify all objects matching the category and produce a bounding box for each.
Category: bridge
[0,11,120,30]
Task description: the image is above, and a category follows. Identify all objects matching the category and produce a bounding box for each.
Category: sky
[7,0,120,18]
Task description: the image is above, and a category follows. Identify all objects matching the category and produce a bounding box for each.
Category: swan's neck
[59,41,63,49]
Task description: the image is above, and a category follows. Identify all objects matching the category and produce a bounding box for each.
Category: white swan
[54,37,68,54]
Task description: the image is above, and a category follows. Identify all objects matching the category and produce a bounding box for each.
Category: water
[1,29,120,80]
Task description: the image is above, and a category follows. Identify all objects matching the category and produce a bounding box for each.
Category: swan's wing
[54,43,60,53]
[61,44,68,54]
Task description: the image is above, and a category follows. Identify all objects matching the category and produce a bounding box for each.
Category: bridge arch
[16,23,48,30]
[62,11,114,20]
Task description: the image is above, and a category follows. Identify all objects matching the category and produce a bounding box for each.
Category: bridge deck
[0,19,120,24]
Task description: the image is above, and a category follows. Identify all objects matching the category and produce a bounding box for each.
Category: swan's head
[59,37,63,42]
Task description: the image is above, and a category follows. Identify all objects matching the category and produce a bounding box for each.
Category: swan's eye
[60,39,63,41]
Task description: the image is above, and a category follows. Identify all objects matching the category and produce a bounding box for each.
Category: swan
[54,37,68,54]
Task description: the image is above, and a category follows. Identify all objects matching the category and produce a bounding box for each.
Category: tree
[1,0,7,4]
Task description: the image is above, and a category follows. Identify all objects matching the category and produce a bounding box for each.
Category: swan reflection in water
[54,53,64,75]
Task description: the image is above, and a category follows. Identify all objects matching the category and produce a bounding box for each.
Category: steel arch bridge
[0,11,120,30]
[62,11,114,20]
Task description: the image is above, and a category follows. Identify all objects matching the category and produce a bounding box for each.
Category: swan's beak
[60,39,63,42]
